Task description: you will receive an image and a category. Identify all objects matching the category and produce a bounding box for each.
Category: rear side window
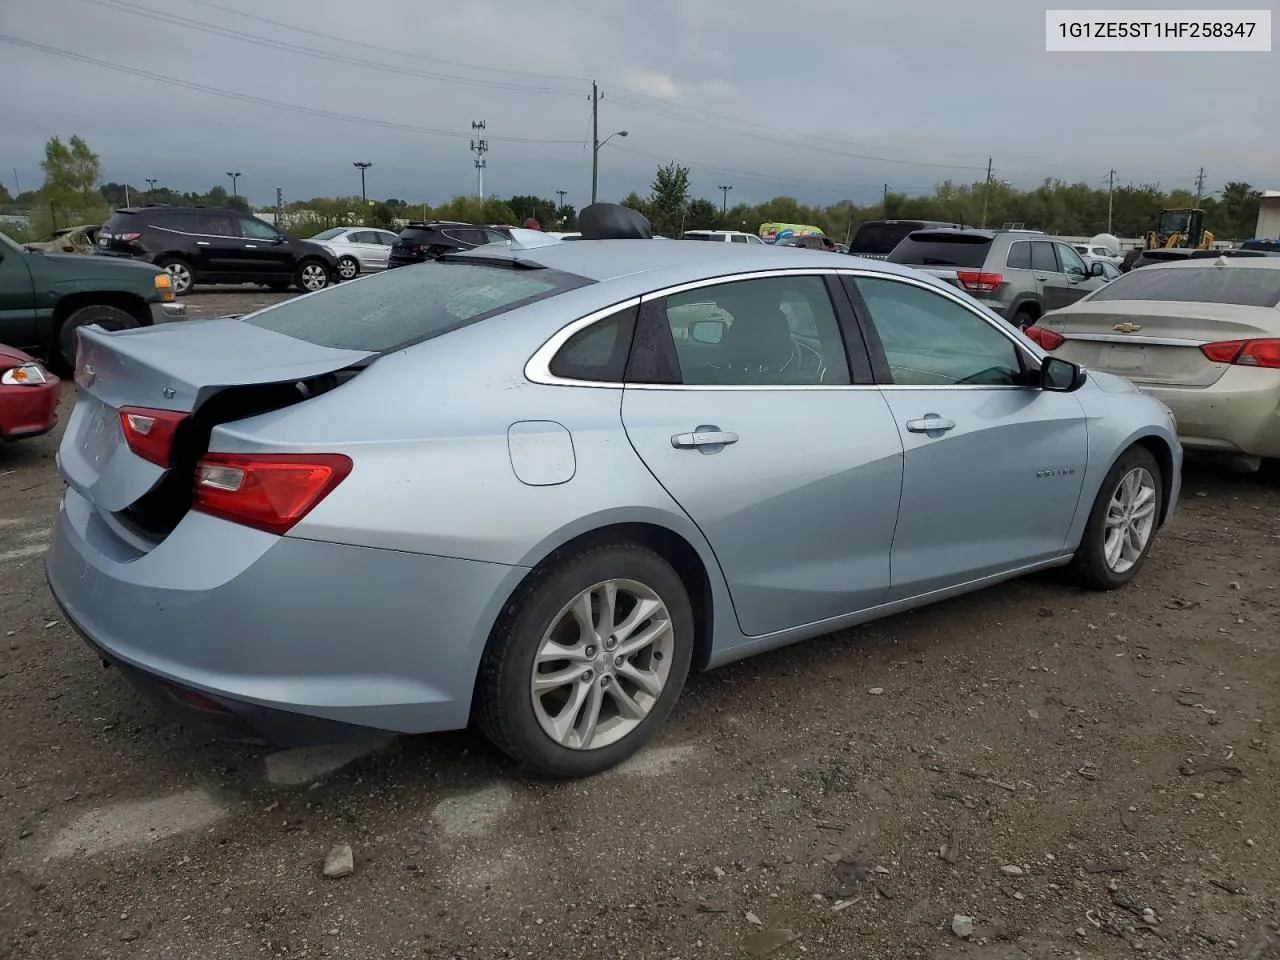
[1006,242,1032,269]
[887,233,991,268]
[731,234,748,243]
[850,222,923,256]
[548,305,638,382]
[682,232,715,240]
[1088,266,1280,307]
[242,261,591,352]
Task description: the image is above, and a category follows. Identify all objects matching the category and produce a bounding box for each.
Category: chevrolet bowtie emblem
[1113,322,1142,333]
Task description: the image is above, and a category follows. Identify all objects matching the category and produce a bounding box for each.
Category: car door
[237,216,292,281]
[1054,241,1107,304]
[193,211,246,279]
[845,274,1088,601]
[356,230,394,269]
[620,271,905,638]
[0,241,37,349]
[1031,240,1075,311]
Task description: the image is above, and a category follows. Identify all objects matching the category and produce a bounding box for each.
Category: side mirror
[691,319,727,345]
[1041,356,1085,392]
[1089,261,1105,277]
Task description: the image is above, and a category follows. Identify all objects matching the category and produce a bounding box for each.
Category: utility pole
[555,189,567,210]
[124,182,130,206]
[12,168,20,197]
[883,183,889,212]
[276,187,284,228]
[590,83,601,205]
[718,185,732,215]
[1194,166,1206,206]
[352,161,372,204]
[1107,169,1116,233]
[226,171,241,198]
[979,157,993,229]
[470,122,488,202]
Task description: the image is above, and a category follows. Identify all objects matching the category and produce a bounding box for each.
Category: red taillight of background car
[192,453,353,535]
[116,232,143,242]
[1200,339,1280,368]
[1023,325,1065,350]
[955,271,1003,293]
[118,407,189,467]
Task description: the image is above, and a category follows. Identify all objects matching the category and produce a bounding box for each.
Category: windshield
[1158,211,1193,235]
[0,231,24,254]
[242,260,591,352]
[1089,265,1280,307]
[311,228,346,240]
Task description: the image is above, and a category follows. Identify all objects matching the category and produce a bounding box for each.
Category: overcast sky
[3,0,1276,209]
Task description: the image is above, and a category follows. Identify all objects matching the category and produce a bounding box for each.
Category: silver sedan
[310,227,399,279]
[48,215,1180,778]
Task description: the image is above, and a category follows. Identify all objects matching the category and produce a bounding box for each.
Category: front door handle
[906,417,955,433]
[671,429,739,449]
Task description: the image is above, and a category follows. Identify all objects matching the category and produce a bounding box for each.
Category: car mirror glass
[691,319,727,345]
[1041,356,1082,391]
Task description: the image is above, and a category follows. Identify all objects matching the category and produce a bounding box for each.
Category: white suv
[681,230,765,244]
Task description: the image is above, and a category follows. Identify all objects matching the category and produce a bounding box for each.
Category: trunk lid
[60,319,372,516]
[1040,301,1280,387]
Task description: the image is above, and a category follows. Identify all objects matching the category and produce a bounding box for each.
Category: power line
[79,0,582,96]
[0,35,585,145]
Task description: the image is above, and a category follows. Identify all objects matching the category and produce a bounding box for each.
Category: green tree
[507,195,557,226]
[685,197,719,229]
[553,204,578,229]
[0,183,11,205]
[647,162,691,236]
[38,135,105,231]
[1218,181,1261,239]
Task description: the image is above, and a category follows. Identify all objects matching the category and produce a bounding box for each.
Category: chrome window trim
[524,267,1045,391]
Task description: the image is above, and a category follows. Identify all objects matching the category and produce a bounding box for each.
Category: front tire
[295,259,331,293]
[337,256,359,281]
[476,542,694,778]
[58,304,140,370]
[1072,446,1163,590]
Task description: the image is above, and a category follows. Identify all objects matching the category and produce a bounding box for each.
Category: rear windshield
[850,222,925,256]
[1089,265,1280,307]
[242,261,591,352]
[681,232,717,240]
[103,210,138,231]
[887,232,992,268]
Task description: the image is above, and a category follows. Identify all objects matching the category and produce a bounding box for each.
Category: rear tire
[58,304,140,370]
[476,542,694,779]
[156,257,194,296]
[1012,308,1037,331]
[1072,446,1163,590]
[295,259,330,293]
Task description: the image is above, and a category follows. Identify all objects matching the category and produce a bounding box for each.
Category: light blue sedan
[47,207,1180,778]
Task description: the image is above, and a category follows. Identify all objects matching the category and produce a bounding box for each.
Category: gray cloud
[3,0,1275,208]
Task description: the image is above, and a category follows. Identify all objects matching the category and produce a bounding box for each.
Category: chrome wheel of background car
[164,262,192,294]
[1103,466,1157,574]
[337,257,359,280]
[300,263,329,291]
[530,579,674,751]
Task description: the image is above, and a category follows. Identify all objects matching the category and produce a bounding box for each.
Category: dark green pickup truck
[0,230,186,369]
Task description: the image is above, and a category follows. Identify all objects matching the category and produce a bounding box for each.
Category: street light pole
[589,82,630,205]
[226,171,241,198]
[352,161,372,203]
[144,178,158,199]
[718,184,732,215]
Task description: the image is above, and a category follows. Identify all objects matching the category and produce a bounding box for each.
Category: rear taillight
[1024,325,1065,350]
[1200,339,1280,369]
[955,271,1003,293]
[410,243,427,256]
[118,407,188,467]
[193,453,352,535]
[117,232,142,242]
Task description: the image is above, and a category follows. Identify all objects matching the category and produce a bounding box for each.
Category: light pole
[144,178,158,200]
[718,185,732,216]
[352,161,372,203]
[226,171,241,198]
[591,130,628,205]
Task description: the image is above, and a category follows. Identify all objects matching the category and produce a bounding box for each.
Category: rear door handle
[906,417,955,433]
[671,429,739,449]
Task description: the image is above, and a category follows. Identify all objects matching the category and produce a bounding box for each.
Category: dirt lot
[2,297,1278,958]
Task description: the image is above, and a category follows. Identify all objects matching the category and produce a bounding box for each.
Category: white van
[681,230,765,244]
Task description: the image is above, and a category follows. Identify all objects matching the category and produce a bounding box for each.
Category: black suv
[847,219,962,260]
[96,205,340,296]
[387,221,512,269]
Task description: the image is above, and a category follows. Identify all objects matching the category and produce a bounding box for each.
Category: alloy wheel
[1103,466,1157,573]
[165,262,192,294]
[530,579,674,751]
[338,258,358,280]
[301,263,328,291]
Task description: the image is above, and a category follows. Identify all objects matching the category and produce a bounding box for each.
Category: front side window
[661,275,851,386]
[855,277,1024,387]
[1056,243,1089,279]
[731,234,748,243]
[239,217,281,241]
[200,212,237,237]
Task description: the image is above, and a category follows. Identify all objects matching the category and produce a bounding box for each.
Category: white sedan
[310,228,400,279]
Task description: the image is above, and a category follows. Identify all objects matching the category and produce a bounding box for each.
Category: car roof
[907,227,999,240]
[459,237,933,286]
[1147,255,1280,271]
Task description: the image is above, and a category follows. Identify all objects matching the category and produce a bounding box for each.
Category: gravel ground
[2,297,1278,957]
